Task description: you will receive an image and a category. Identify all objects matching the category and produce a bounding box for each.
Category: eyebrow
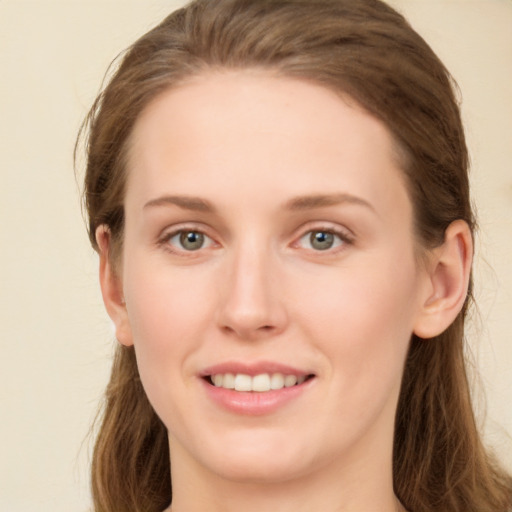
[143,195,216,213]
[143,192,375,214]
[284,193,375,213]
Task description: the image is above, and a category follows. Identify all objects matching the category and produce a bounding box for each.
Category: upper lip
[200,361,313,378]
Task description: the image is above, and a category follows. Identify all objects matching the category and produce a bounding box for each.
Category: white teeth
[252,373,271,392]
[270,373,284,390]
[284,375,298,387]
[223,373,235,389]
[234,374,252,391]
[210,372,308,392]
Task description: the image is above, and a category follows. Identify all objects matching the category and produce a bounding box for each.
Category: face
[113,72,433,485]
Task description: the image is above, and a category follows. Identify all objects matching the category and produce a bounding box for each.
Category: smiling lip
[200,361,315,415]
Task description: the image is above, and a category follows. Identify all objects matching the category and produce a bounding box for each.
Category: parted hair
[78,1,512,511]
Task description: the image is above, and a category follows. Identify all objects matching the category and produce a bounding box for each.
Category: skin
[97,71,472,512]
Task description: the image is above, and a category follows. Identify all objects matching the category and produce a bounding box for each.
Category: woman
[77,0,512,511]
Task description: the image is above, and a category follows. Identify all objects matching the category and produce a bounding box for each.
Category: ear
[413,220,473,339]
[96,225,133,346]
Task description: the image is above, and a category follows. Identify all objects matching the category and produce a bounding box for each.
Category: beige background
[0,1,510,510]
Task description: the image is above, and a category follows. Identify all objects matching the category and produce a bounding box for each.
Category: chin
[213,455,309,485]
[196,429,322,485]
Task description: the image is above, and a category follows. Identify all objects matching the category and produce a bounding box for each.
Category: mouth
[204,372,316,392]
[200,363,316,415]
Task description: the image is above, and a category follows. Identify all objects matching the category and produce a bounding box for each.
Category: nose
[216,243,288,341]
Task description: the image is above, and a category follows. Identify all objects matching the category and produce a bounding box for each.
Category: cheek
[124,254,215,345]
[121,256,217,410]
[293,252,420,395]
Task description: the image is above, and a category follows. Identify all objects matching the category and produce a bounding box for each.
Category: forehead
[125,71,410,220]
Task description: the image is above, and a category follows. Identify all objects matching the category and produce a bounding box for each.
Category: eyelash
[158,226,217,255]
[295,227,354,253]
[157,224,355,256]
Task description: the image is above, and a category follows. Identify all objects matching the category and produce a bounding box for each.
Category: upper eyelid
[286,230,354,260]
[157,228,219,257]
[157,225,219,250]
[156,221,355,245]
[292,221,355,241]
[159,222,215,239]
[294,230,352,249]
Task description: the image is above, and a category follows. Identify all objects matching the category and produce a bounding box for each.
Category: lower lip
[201,378,314,416]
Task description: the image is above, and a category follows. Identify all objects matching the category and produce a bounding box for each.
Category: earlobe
[96,225,133,347]
[413,220,473,339]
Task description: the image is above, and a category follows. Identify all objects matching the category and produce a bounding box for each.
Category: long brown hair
[77,1,512,510]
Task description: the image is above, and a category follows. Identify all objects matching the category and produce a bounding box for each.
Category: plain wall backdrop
[0,1,511,510]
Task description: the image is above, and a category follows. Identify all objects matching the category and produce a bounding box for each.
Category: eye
[166,230,214,252]
[298,229,348,251]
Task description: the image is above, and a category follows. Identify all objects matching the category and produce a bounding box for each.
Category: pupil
[311,231,334,250]
[180,231,204,250]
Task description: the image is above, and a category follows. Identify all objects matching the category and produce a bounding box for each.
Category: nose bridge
[217,236,286,338]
